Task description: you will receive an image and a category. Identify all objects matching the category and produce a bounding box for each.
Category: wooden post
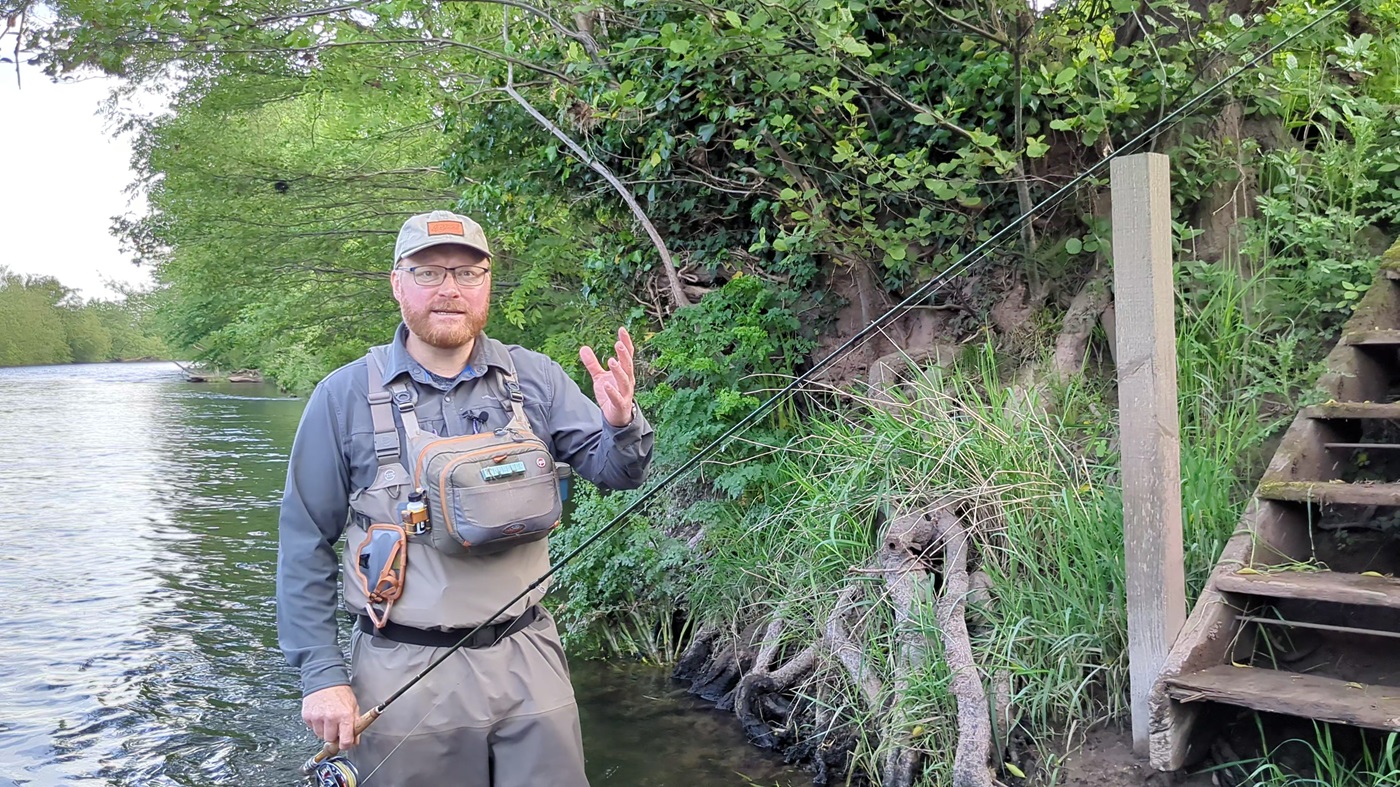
[1110,153,1186,755]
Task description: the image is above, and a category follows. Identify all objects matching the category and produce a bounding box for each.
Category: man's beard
[402,298,489,349]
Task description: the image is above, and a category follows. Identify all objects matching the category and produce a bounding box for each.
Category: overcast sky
[0,63,156,300]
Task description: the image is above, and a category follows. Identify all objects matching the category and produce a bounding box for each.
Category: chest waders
[310,342,570,786]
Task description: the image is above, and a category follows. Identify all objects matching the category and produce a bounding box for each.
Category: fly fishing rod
[303,2,1358,781]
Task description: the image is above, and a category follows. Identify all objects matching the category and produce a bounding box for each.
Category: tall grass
[683,353,1131,774]
[1212,725,1400,786]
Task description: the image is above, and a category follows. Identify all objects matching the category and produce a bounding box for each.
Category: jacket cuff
[301,657,351,697]
[604,403,651,443]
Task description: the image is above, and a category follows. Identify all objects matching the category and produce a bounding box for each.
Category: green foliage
[642,275,812,476]
[549,483,691,661]
[0,268,165,367]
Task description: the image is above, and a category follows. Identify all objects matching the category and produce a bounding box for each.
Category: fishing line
[304,0,1358,778]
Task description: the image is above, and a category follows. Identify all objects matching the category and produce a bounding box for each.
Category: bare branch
[500,16,690,309]
[255,2,369,26]
[443,0,605,68]
[921,0,1007,47]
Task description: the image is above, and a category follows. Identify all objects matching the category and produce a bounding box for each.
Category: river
[0,362,804,787]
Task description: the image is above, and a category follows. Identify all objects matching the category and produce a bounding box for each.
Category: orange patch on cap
[426,220,465,236]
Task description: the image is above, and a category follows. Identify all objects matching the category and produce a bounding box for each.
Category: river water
[0,362,803,787]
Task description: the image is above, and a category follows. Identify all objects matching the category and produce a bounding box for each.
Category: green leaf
[724,10,742,27]
[840,37,872,57]
[668,38,690,55]
[1025,136,1050,158]
[1065,237,1083,255]
[1049,118,1074,131]
[914,113,938,126]
[779,187,799,201]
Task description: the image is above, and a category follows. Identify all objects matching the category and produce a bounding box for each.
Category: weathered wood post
[1110,152,1187,755]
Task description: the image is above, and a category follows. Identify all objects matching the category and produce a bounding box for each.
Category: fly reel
[308,755,358,787]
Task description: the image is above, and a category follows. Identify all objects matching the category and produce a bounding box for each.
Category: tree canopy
[0,268,167,366]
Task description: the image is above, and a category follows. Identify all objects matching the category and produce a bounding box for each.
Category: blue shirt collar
[381,323,509,392]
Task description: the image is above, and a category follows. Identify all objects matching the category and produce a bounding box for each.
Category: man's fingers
[602,380,629,411]
[339,718,357,750]
[579,345,605,378]
[615,335,632,367]
[613,343,634,385]
[608,358,634,396]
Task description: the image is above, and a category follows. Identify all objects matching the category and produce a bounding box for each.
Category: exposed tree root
[1012,267,1112,408]
[933,510,996,787]
[676,505,1014,787]
[825,583,885,708]
[876,507,940,787]
[735,618,817,747]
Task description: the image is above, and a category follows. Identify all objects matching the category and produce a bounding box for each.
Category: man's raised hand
[579,327,636,428]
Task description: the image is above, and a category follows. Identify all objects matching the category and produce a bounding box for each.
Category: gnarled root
[676,504,1008,787]
[734,618,819,748]
[934,509,996,787]
[877,507,942,787]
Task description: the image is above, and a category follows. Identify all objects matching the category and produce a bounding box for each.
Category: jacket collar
[381,323,511,391]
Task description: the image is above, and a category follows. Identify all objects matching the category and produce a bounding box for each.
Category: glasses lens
[411,267,446,286]
[452,268,488,286]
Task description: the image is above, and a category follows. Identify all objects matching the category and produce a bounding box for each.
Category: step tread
[1164,666,1400,731]
[1215,569,1400,609]
[1258,480,1400,507]
[1344,329,1400,346]
[1303,402,1400,420]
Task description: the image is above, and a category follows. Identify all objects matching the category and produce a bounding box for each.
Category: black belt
[358,605,542,649]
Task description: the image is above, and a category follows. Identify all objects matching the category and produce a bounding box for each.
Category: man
[276,210,653,785]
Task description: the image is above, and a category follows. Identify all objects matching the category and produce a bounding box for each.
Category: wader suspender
[365,348,405,483]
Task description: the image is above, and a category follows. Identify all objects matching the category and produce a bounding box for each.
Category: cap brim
[398,236,493,261]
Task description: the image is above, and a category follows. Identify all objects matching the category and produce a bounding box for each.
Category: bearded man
[276,210,653,785]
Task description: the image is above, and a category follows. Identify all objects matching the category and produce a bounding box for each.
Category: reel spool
[309,756,359,787]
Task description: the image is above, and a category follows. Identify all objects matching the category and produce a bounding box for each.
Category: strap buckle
[373,433,399,460]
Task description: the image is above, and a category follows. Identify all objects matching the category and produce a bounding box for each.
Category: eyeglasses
[397,264,490,288]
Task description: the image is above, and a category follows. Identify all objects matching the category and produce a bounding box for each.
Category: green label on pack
[481,461,527,481]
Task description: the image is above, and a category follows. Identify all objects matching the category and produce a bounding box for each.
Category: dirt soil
[1054,728,1216,787]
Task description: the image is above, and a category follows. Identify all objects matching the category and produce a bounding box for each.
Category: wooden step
[1164,666,1400,731]
[1344,329,1400,346]
[1303,402,1400,420]
[1258,480,1400,506]
[1215,569,1400,610]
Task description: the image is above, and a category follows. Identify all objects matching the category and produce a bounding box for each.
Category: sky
[0,62,157,300]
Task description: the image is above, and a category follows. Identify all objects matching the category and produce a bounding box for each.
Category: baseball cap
[394,210,493,262]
